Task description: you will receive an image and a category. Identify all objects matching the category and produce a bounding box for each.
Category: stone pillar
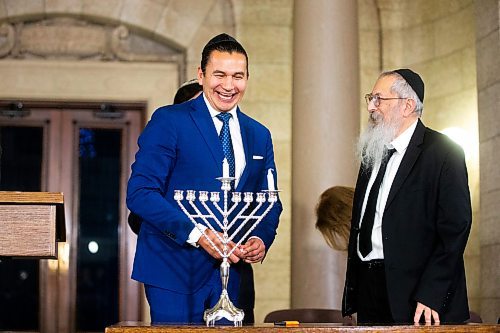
[475,0,500,324]
[291,0,359,308]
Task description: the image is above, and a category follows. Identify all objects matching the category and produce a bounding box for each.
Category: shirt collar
[203,93,238,120]
[387,119,418,153]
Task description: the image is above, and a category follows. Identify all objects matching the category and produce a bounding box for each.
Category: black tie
[359,148,396,258]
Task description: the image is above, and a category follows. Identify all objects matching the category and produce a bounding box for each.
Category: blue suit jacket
[127,94,282,294]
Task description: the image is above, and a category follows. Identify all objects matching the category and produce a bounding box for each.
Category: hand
[239,237,266,263]
[414,302,440,325]
[197,229,241,264]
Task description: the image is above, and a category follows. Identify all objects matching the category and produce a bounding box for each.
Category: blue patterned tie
[216,113,235,182]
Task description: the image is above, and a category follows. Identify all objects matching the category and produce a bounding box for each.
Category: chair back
[263,308,355,325]
[468,311,482,323]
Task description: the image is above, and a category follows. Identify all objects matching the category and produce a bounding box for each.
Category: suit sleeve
[249,129,282,251]
[414,144,472,312]
[126,109,193,246]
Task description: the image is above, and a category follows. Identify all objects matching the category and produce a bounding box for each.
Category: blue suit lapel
[236,109,252,191]
[189,95,224,175]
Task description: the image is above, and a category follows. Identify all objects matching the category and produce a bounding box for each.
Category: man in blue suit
[127,33,282,323]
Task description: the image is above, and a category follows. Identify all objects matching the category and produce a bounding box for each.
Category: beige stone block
[478,82,500,142]
[237,26,291,64]
[185,60,199,80]
[480,244,500,297]
[476,31,500,91]
[360,66,382,92]
[423,88,477,131]
[201,0,232,26]
[359,31,381,69]
[358,0,381,31]
[244,64,291,103]
[415,0,472,25]
[273,140,291,183]
[402,23,436,66]
[0,59,178,119]
[254,298,290,323]
[45,0,82,14]
[82,0,124,22]
[434,6,475,59]
[233,0,292,27]
[120,0,165,35]
[461,46,477,89]
[479,298,500,324]
[239,101,291,142]
[479,188,500,245]
[479,137,500,193]
[379,8,405,31]
[376,0,405,11]
[186,24,235,63]
[156,0,215,47]
[381,30,403,68]
[464,253,481,298]
[4,0,43,19]
[254,259,290,298]
[420,53,464,99]
[474,0,500,39]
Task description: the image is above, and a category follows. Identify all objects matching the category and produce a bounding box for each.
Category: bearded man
[342,69,472,325]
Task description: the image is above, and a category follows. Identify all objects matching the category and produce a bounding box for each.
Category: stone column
[292,0,359,308]
[475,0,500,324]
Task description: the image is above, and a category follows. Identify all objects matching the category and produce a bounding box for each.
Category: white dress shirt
[187,94,247,246]
[357,120,418,261]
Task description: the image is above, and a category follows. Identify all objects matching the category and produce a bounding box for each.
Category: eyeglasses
[365,93,406,107]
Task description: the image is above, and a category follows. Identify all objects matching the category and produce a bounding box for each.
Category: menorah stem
[220,258,230,292]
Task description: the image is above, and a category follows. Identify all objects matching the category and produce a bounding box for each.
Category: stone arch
[0,0,236,80]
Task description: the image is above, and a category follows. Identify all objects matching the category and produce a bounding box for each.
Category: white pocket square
[252,155,264,160]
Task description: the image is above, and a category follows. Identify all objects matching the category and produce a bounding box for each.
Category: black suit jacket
[342,120,472,323]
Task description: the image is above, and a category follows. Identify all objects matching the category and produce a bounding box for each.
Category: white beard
[356,111,402,169]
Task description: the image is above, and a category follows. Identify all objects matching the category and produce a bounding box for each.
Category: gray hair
[380,71,424,116]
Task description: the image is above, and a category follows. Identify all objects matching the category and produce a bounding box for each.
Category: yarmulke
[394,68,425,103]
[205,33,239,48]
[179,78,199,89]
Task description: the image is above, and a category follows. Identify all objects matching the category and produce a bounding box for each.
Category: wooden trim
[0,191,63,204]
[105,323,499,333]
[0,100,146,112]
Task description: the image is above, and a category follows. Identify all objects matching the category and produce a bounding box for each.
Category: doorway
[0,100,143,332]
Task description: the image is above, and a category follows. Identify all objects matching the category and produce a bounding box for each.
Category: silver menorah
[174,167,278,327]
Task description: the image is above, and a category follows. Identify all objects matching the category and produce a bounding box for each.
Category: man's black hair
[200,33,249,77]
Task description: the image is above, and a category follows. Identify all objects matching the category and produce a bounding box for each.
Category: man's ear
[197,67,204,85]
[403,98,417,117]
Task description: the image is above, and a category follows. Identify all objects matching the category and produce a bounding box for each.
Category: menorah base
[203,289,244,327]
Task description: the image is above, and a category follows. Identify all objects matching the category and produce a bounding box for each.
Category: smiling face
[197,50,248,112]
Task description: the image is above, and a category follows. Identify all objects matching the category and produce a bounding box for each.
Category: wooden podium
[0,191,66,259]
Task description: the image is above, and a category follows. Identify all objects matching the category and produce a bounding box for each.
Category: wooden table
[106,322,499,333]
